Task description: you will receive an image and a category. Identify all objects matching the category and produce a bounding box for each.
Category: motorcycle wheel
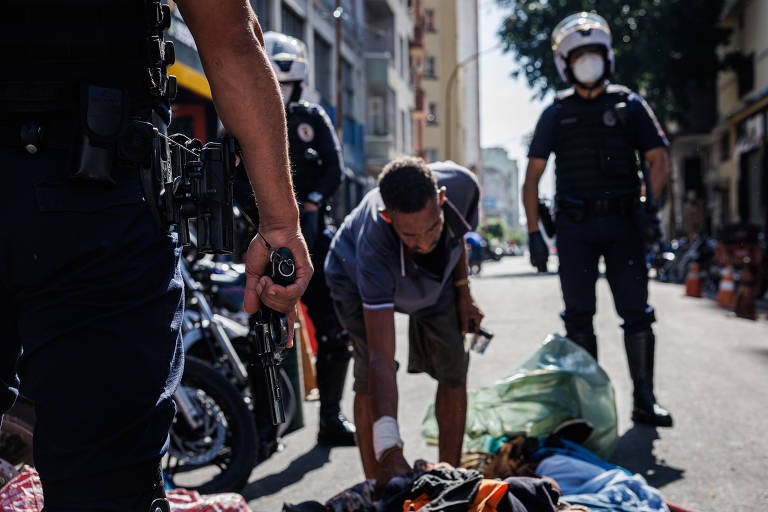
[0,398,35,466]
[165,357,257,494]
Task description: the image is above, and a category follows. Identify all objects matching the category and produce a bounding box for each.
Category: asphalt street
[243,255,768,512]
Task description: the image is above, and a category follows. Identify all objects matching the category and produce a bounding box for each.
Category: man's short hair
[378,157,438,213]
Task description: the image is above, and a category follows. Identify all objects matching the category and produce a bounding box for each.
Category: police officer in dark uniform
[264,32,356,446]
[0,2,311,510]
[522,12,673,427]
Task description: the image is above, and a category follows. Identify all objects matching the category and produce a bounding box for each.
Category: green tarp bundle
[421,334,618,458]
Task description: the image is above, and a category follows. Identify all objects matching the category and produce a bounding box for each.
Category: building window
[314,33,332,103]
[425,56,436,78]
[427,102,438,125]
[251,0,271,28]
[368,96,386,135]
[281,3,304,41]
[424,9,436,32]
[719,131,730,162]
[342,59,354,119]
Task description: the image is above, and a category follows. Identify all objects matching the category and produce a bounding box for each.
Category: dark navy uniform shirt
[287,100,343,204]
[528,85,669,160]
[325,161,479,315]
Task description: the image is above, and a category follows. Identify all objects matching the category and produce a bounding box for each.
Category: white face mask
[279,83,294,105]
[572,52,605,86]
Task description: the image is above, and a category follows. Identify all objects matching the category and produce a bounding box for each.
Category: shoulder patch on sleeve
[555,87,575,101]
[606,84,633,97]
[287,100,312,115]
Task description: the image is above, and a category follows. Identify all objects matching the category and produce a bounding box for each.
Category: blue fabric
[532,437,629,473]
[537,455,668,512]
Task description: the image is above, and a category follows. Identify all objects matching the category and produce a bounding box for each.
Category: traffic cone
[734,266,756,320]
[716,266,736,309]
[684,262,702,298]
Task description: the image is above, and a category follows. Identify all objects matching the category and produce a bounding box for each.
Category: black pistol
[248,247,296,425]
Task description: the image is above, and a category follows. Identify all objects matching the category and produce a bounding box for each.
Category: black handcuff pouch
[70,84,128,184]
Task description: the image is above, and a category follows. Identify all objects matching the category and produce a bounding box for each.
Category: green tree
[483,218,509,241]
[495,0,730,127]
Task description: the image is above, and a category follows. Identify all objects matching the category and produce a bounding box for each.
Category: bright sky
[479,0,555,205]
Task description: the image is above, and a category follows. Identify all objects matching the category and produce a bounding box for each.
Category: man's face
[382,188,446,255]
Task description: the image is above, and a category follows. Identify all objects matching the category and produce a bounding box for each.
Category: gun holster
[634,200,662,244]
[538,200,556,238]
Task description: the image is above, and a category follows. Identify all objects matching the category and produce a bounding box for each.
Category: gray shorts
[333,300,469,394]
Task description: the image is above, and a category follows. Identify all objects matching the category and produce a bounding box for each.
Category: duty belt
[0,118,77,153]
[556,195,636,220]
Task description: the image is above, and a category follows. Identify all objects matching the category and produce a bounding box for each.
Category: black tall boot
[568,332,598,360]
[624,330,673,427]
[316,330,356,446]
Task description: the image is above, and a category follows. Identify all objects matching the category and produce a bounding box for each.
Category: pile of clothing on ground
[283,430,673,512]
[0,464,251,512]
[461,433,671,512]
[284,460,578,512]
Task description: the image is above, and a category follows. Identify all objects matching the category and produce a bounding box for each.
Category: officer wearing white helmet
[522,12,673,427]
[263,31,356,446]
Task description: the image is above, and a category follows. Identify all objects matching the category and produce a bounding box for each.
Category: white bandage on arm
[372,415,402,461]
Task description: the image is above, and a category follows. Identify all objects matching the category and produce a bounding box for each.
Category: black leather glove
[529,230,549,272]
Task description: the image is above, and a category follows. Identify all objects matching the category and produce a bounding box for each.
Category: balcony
[365,53,398,88]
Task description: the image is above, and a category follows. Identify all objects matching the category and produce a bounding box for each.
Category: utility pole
[334,1,344,141]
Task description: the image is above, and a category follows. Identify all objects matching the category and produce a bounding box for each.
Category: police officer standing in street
[0,1,310,510]
[264,32,356,446]
[522,12,673,427]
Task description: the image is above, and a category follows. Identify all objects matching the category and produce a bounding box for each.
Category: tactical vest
[1,0,175,113]
[553,87,640,200]
[287,101,326,201]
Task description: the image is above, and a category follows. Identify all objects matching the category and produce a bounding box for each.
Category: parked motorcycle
[179,255,297,466]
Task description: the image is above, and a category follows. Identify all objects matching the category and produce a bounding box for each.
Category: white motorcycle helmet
[551,12,614,87]
[264,31,308,83]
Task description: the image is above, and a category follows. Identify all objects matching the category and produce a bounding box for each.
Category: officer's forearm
[180,1,298,228]
[523,158,546,233]
[363,308,399,421]
[522,179,540,233]
[645,147,670,201]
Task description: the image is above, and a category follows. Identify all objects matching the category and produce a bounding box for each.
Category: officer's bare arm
[177,1,296,228]
[363,308,399,420]
[179,0,312,317]
[522,157,548,233]
[644,147,670,201]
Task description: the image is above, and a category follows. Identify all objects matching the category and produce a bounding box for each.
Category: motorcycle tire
[165,357,258,494]
[0,398,35,466]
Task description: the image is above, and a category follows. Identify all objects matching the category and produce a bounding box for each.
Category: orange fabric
[403,493,432,512]
[471,479,510,512]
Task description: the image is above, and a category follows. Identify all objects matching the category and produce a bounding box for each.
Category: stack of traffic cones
[716,266,736,309]
[684,262,702,298]
[734,266,756,320]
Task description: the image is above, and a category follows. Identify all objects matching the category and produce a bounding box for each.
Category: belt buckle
[20,122,43,154]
